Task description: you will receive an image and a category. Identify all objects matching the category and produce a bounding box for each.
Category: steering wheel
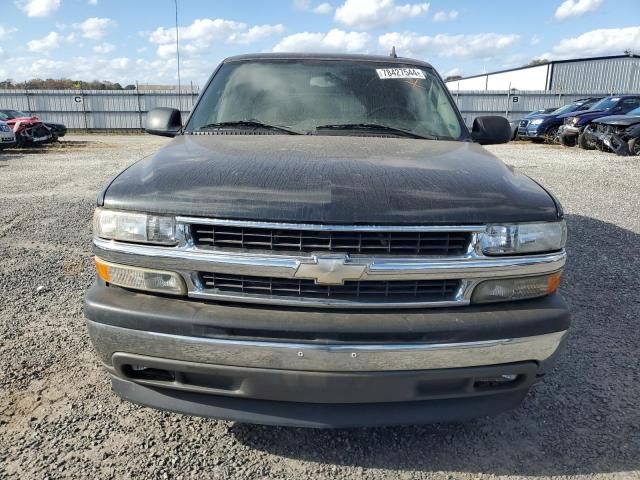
[367,105,417,121]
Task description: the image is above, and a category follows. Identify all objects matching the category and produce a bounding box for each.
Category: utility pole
[174,0,182,113]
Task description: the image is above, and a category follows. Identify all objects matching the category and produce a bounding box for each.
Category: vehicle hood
[592,114,640,126]
[6,116,42,126]
[557,109,608,120]
[101,135,559,224]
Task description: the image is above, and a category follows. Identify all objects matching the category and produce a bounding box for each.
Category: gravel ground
[0,136,638,480]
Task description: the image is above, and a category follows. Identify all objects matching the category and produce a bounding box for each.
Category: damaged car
[0,111,53,147]
[558,95,640,147]
[580,106,640,156]
[0,109,67,142]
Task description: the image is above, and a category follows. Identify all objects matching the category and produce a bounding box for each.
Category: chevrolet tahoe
[85,53,570,428]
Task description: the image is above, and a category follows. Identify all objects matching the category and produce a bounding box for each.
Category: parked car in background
[0,111,53,147]
[520,97,603,144]
[0,109,67,141]
[0,119,16,149]
[581,106,640,155]
[509,107,557,140]
[85,53,569,428]
[558,95,640,147]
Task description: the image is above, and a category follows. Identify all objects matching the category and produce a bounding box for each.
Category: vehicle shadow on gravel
[229,214,639,476]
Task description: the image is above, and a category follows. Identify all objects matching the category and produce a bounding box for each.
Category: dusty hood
[101,134,558,224]
[593,115,640,127]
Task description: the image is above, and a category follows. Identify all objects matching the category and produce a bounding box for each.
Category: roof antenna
[390,46,397,58]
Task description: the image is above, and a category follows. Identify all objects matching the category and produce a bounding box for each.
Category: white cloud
[293,0,311,9]
[433,10,458,22]
[530,34,542,45]
[273,28,371,52]
[313,2,333,14]
[0,54,213,85]
[75,17,115,40]
[379,32,520,58]
[27,32,61,51]
[227,24,285,45]
[93,42,115,54]
[294,0,334,14]
[88,0,98,4]
[335,0,429,29]
[443,67,461,78]
[0,26,18,40]
[554,0,602,20]
[149,18,245,45]
[15,0,60,17]
[149,18,284,58]
[542,26,640,59]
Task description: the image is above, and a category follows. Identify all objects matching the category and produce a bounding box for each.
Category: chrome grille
[199,272,460,301]
[191,224,471,256]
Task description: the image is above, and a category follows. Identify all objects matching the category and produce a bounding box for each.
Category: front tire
[545,126,560,145]
[578,132,596,150]
[560,134,576,147]
[628,137,640,156]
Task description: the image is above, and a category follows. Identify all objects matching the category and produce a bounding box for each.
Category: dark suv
[85,53,569,428]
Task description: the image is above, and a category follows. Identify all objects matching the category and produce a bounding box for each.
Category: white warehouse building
[446,54,640,93]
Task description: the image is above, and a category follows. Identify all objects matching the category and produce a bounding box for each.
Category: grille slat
[192,224,471,256]
[200,273,459,301]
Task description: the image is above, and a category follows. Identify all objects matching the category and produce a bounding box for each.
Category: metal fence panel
[451,90,628,125]
[0,88,637,130]
[0,88,200,130]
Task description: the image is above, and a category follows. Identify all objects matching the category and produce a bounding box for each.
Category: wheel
[560,134,576,147]
[578,132,596,150]
[544,126,560,145]
[628,137,640,156]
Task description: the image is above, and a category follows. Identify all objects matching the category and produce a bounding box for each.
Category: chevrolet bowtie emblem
[294,256,367,285]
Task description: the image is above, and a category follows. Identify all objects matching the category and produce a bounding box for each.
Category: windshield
[590,97,618,111]
[0,112,8,121]
[187,60,464,139]
[1,110,28,118]
[551,103,577,115]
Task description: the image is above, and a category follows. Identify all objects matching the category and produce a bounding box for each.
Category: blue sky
[1,0,639,85]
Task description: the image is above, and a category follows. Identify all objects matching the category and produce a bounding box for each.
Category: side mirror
[471,116,512,145]
[145,107,182,137]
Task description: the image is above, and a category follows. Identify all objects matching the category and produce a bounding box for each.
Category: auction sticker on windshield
[376,68,426,79]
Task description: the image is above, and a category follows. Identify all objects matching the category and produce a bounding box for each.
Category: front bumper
[0,132,16,146]
[559,125,581,138]
[85,282,569,427]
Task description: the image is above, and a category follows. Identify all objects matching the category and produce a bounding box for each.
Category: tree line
[0,79,137,90]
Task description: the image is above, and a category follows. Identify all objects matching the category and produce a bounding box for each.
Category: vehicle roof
[223,52,434,69]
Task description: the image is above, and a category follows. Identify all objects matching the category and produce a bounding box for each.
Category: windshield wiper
[197,120,301,135]
[314,123,440,140]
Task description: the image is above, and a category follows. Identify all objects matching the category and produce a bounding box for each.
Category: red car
[0,111,53,147]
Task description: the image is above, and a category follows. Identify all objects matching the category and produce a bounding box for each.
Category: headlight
[95,257,186,295]
[471,272,562,304]
[530,118,544,125]
[93,208,177,245]
[480,221,567,255]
